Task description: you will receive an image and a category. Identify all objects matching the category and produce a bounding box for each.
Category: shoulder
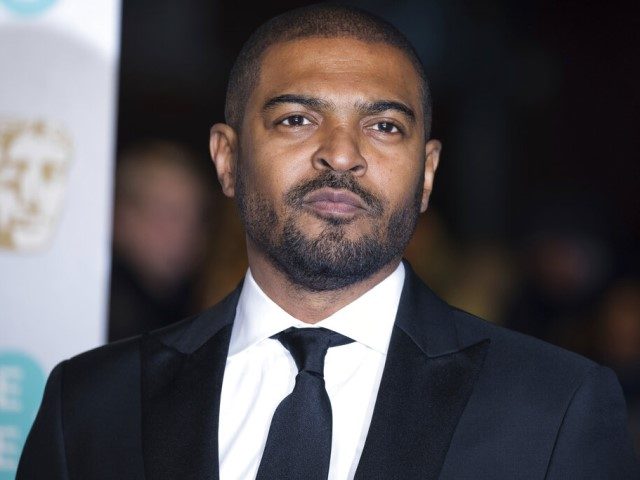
[401,262,601,390]
[451,306,611,407]
[53,318,185,399]
[61,283,242,378]
[56,303,229,397]
[457,307,596,368]
[421,300,638,475]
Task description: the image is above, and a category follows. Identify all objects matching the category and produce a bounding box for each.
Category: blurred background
[112,0,639,449]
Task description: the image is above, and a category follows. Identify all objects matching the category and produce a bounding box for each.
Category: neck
[247,242,401,324]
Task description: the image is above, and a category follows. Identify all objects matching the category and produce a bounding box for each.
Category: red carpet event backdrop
[0,1,120,477]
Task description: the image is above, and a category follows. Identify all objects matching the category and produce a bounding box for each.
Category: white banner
[0,0,120,475]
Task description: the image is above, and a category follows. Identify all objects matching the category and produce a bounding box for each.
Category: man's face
[222,37,439,291]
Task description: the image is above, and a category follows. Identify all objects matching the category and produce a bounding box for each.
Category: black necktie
[255,327,354,480]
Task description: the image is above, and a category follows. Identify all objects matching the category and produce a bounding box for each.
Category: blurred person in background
[591,278,640,453]
[505,201,612,352]
[108,140,213,340]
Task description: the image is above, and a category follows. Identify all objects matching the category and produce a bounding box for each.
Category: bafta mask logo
[0,120,73,252]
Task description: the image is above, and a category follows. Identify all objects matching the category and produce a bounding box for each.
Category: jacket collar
[396,259,482,357]
[151,281,242,354]
[140,285,241,480]
[354,261,490,479]
[140,262,490,480]
[154,260,481,357]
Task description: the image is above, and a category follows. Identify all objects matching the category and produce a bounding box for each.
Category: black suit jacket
[18,263,640,479]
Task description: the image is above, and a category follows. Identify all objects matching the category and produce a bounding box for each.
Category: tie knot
[273,327,353,376]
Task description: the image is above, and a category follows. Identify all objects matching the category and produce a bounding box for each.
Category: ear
[209,123,238,198]
[420,139,442,213]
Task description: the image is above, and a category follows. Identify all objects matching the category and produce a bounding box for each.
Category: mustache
[285,171,384,216]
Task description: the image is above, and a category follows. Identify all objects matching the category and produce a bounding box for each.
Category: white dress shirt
[218,262,405,480]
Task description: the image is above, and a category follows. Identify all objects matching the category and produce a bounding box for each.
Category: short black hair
[225,3,432,137]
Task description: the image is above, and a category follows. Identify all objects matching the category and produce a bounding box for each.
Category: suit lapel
[138,264,488,479]
[140,287,240,480]
[355,263,490,480]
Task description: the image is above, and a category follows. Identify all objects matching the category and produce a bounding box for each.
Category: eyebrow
[262,94,332,112]
[356,100,416,123]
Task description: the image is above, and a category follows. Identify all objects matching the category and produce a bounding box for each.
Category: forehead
[252,37,423,114]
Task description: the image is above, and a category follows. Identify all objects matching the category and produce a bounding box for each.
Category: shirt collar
[229,262,405,357]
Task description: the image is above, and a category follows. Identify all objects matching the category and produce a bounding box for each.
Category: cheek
[367,157,422,209]
[241,140,314,202]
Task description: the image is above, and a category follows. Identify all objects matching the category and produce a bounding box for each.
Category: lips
[302,188,367,217]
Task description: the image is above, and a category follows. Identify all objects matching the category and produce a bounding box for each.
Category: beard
[236,166,423,292]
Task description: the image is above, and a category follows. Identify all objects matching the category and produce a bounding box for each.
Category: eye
[372,122,400,134]
[279,115,312,127]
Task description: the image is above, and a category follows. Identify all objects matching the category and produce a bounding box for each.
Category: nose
[311,126,367,176]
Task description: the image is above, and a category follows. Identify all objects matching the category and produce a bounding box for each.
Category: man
[18,4,639,479]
